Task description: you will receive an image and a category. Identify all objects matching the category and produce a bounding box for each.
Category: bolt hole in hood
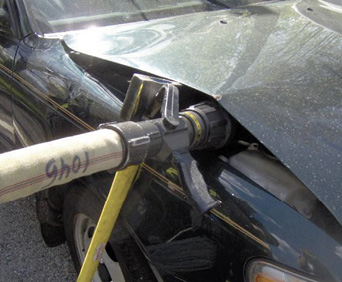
[52,0,342,226]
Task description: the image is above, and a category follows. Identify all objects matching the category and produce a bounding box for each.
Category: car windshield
[25,0,237,34]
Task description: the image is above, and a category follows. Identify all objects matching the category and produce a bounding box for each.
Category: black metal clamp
[100,74,233,214]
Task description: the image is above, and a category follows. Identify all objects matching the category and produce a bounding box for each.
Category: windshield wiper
[206,0,231,9]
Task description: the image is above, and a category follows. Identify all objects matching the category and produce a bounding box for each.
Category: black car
[1,0,342,281]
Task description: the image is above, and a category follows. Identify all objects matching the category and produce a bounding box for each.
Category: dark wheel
[63,186,156,282]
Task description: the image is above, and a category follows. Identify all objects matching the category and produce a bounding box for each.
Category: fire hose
[0,75,233,282]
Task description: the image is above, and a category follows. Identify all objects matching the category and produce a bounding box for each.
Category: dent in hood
[61,0,342,225]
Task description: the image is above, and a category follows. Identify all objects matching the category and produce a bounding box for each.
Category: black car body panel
[1,0,342,281]
[61,0,342,227]
[128,158,342,281]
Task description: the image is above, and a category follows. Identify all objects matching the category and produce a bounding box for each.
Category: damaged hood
[61,0,342,224]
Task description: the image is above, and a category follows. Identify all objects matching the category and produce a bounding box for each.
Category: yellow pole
[77,165,140,282]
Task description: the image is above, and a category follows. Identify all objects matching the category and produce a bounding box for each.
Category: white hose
[0,129,124,204]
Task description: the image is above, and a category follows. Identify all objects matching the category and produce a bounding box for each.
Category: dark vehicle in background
[1,0,342,281]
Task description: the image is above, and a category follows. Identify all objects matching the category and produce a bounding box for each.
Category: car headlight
[246,259,319,282]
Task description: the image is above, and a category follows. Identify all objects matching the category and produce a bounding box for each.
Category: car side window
[0,1,13,35]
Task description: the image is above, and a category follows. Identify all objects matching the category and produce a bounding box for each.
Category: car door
[0,1,19,152]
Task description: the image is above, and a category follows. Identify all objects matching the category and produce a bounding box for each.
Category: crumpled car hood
[61,0,342,225]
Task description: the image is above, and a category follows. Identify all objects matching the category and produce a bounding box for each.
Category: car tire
[63,185,156,282]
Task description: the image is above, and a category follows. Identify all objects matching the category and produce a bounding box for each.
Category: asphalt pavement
[0,196,77,282]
